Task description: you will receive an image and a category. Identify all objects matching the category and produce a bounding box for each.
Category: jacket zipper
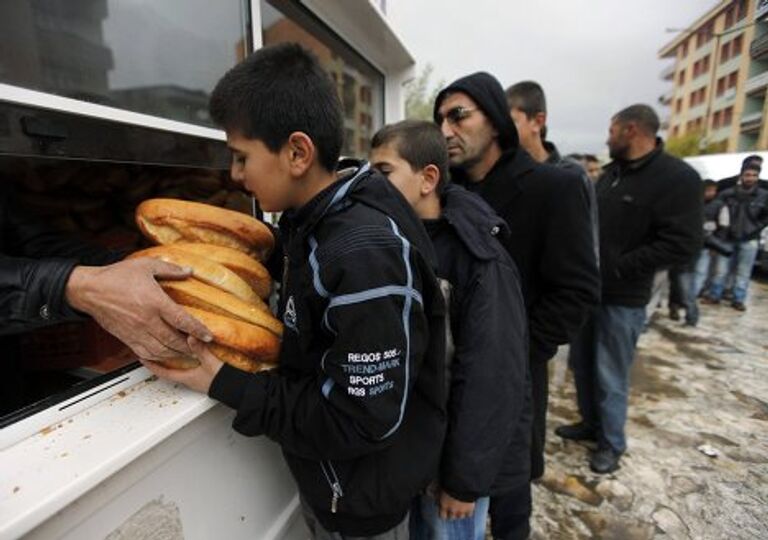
[320,460,344,513]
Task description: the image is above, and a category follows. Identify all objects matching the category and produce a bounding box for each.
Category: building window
[717,76,726,96]
[728,71,738,90]
[723,106,733,125]
[678,69,686,85]
[672,125,679,137]
[675,98,683,113]
[721,41,730,63]
[713,110,722,129]
[732,35,743,57]
[260,0,385,158]
[725,6,735,28]
[737,0,748,21]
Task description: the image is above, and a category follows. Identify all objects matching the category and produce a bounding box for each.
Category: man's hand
[65,257,213,361]
[438,491,475,520]
[140,336,224,394]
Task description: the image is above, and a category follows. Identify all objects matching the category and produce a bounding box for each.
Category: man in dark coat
[557,104,703,473]
[433,72,600,540]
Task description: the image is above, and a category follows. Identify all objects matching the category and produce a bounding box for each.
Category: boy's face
[370,142,423,208]
[226,131,293,212]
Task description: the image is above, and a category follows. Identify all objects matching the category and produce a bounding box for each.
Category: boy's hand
[438,491,475,520]
[140,336,224,394]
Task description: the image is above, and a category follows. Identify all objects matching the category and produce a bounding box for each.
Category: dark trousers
[489,483,531,540]
[529,359,548,480]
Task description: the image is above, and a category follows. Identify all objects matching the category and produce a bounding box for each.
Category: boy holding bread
[370,121,531,540]
[142,43,448,539]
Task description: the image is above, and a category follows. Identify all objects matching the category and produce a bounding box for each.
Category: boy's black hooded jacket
[428,184,531,500]
[209,164,447,536]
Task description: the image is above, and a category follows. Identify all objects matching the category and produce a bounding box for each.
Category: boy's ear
[420,164,441,196]
[284,132,315,176]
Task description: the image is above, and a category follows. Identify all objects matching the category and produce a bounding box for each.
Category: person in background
[370,119,530,540]
[557,104,702,473]
[716,155,766,193]
[702,162,768,311]
[433,72,599,540]
[584,154,603,183]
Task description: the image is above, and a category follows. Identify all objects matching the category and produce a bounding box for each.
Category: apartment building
[659,0,768,152]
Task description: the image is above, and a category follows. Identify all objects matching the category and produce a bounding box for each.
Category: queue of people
[8,42,768,540]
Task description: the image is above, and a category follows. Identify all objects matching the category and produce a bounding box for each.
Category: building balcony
[740,110,763,132]
[709,126,732,142]
[716,56,742,77]
[658,89,674,105]
[712,87,738,110]
[660,63,675,81]
[757,0,768,20]
[688,102,707,120]
[745,71,768,95]
[750,32,768,60]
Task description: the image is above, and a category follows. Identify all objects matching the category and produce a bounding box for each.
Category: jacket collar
[440,183,509,261]
[453,148,537,212]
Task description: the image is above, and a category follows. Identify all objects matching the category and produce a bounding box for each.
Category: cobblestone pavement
[532,278,768,540]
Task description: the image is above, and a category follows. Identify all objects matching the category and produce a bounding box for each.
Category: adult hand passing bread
[65,257,213,362]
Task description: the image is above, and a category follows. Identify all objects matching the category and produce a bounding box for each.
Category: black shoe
[669,307,680,321]
[555,422,597,441]
[731,302,746,312]
[700,296,720,305]
[590,446,622,474]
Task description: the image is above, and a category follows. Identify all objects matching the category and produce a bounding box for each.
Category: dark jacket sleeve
[0,185,121,334]
[440,260,528,502]
[528,174,600,363]
[616,168,703,278]
[209,238,431,461]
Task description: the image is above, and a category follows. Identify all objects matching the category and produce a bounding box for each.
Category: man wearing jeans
[704,163,768,311]
[557,104,702,473]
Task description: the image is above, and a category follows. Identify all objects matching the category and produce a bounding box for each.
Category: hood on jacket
[441,183,510,261]
[433,72,519,153]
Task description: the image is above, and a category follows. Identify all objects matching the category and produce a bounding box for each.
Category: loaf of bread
[160,279,281,336]
[171,242,271,299]
[135,198,274,260]
[128,245,260,305]
[157,307,280,373]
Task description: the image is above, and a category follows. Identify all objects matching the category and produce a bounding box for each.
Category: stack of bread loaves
[131,198,281,373]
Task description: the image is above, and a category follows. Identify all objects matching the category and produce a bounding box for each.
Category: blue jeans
[569,305,646,453]
[692,248,713,298]
[708,240,759,304]
[676,270,698,325]
[410,494,489,540]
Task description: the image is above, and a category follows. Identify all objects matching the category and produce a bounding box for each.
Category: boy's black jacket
[428,184,531,501]
[209,164,447,536]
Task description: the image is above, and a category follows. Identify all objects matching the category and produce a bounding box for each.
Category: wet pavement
[532,278,768,540]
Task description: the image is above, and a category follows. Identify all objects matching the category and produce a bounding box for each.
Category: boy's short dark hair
[371,120,449,193]
[209,43,344,172]
[584,154,599,163]
[703,179,717,187]
[505,81,547,119]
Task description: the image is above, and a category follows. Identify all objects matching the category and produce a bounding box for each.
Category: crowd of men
[5,43,768,540]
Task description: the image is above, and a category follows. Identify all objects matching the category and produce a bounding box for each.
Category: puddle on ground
[630,358,687,399]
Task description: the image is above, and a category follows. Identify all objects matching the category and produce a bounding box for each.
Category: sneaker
[700,296,720,305]
[590,446,622,474]
[668,307,680,321]
[731,302,746,312]
[555,422,597,441]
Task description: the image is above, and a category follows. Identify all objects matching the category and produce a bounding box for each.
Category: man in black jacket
[557,104,703,473]
[144,44,447,538]
[371,120,530,540]
[433,73,599,540]
[704,162,768,311]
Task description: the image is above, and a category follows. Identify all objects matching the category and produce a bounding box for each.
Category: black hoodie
[434,73,600,480]
[209,163,447,535]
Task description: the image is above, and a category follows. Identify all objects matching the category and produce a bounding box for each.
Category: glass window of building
[0,0,249,128]
[259,0,385,159]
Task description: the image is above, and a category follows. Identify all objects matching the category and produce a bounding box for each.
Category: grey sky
[390,0,719,157]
